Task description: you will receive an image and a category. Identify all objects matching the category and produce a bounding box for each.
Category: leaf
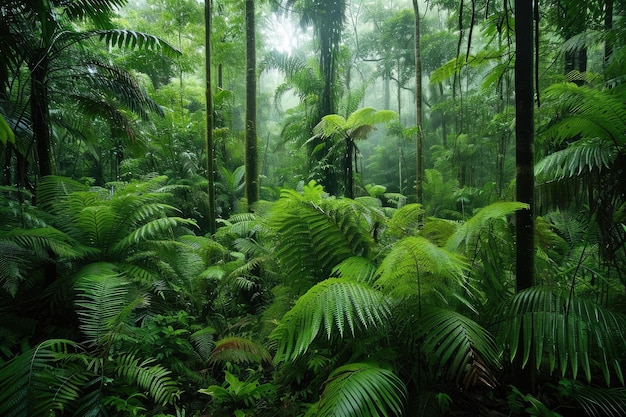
[315,363,406,417]
[208,336,271,365]
[0,113,15,145]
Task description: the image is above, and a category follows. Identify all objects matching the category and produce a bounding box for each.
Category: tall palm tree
[0,0,179,184]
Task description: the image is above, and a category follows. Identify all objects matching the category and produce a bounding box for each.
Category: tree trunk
[245,0,258,209]
[345,137,354,199]
[412,0,423,207]
[514,0,536,393]
[204,0,217,235]
[604,0,614,66]
[30,52,53,179]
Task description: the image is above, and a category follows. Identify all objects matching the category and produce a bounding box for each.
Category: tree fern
[271,278,392,362]
[312,362,406,417]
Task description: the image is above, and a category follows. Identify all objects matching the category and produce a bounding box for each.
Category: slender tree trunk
[604,0,614,66]
[205,0,216,235]
[245,0,258,209]
[412,0,423,207]
[30,52,53,179]
[514,0,536,393]
[345,137,354,199]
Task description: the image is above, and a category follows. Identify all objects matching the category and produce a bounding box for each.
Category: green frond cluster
[541,83,626,146]
[269,184,375,284]
[376,236,468,299]
[271,278,392,362]
[73,263,138,347]
[535,137,616,182]
[114,353,180,405]
[418,307,500,388]
[313,362,406,417]
[505,286,626,385]
[446,201,528,252]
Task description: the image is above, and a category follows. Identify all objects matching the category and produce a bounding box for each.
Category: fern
[74,263,142,347]
[313,362,406,417]
[376,236,468,300]
[113,353,180,405]
[541,83,626,146]
[445,201,529,252]
[269,184,376,286]
[271,278,392,362]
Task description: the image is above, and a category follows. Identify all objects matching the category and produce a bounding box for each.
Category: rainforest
[1,0,625,416]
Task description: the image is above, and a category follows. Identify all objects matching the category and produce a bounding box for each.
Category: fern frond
[113,354,180,405]
[332,256,378,284]
[190,327,216,361]
[208,336,271,365]
[111,217,197,254]
[445,201,528,252]
[387,203,425,237]
[376,236,468,299]
[314,362,406,417]
[74,263,135,347]
[271,278,392,362]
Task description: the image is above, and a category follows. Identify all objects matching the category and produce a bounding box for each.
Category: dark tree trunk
[514,0,536,393]
[205,0,216,235]
[412,0,423,207]
[604,0,614,65]
[30,52,53,179]
[245,0,258,208]
[345,137,354,199]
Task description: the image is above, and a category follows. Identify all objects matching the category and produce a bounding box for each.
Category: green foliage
[268,182,378,287]
[505,286,626,385]
[208,336,271,366]
[311,362,406,417]
[418,307,500,388]
[199,370,276,416]
[271,278,392,362]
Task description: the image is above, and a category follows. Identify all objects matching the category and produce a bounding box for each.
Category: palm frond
[504,286,626,385]
[567,382,626,417]
[112,217,197,254]
[313,362,406,417]
[81,29,182,57]
[271,278,392,362]
[541,83,626,146]
[418,307,500,388]
[208,336,271,365]
[535,137,616,182]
